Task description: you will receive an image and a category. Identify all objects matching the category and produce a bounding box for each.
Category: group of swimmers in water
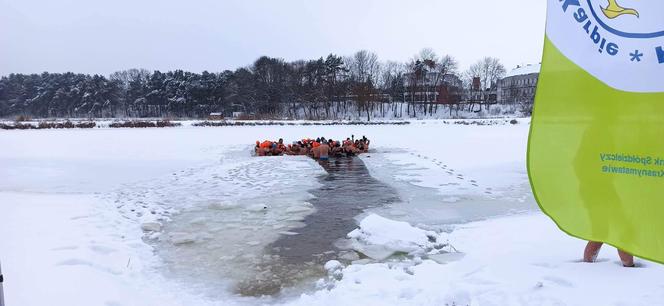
[255,135,370,160]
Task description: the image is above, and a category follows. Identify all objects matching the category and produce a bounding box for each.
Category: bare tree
[415,49,438,104]
[406,49,461,116]
[434,56,459,85]
[346,50,380,83]
[464,57,506,113]
[428,55,459,115]
[346,50,380,120]
[418,48,438,63]
[378,61,405,117]
[465,57,506,90]
[405,59,420,117]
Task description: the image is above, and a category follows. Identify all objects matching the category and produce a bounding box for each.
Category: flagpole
[0,260,5,306]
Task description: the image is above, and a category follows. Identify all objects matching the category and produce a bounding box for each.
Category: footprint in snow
[89,244,118,255]
[569,258,609,263]
[57,258,95,267]
[542,276,574,288]
[70,215,91,220]
[52,245,79,251]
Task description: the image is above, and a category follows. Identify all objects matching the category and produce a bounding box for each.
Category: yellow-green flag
[529,0,664,263]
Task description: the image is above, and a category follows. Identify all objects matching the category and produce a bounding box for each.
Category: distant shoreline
[0,118,526,130]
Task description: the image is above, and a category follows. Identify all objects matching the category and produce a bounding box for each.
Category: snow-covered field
[1,120,662,306]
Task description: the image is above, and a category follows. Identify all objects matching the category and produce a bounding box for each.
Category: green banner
[529,0,664,263]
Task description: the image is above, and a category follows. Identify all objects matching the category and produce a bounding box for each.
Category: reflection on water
[236,157,400,296]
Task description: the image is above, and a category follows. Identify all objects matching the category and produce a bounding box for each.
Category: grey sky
[0,0,546,76]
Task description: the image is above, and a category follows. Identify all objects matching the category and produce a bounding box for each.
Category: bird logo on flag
[602,0,639,19]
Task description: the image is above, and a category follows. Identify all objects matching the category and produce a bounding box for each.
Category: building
[207,112,223,120]
[403,72,464,103]
[498,64,540,104]
[449,77,496,108]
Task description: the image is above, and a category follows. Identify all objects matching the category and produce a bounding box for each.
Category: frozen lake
[90,125,536,299]
[14,121,651,306]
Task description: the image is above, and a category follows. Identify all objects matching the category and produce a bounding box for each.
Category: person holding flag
[529,0,664,266]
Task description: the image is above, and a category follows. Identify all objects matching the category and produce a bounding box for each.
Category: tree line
[0,49,506,120]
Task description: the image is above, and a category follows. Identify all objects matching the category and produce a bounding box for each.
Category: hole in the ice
[234,157,401,296]
[152,156,400,298]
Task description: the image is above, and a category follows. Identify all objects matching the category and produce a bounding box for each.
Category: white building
[498,63,540,104]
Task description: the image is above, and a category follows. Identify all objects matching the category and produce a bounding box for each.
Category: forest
[0,49,506,120]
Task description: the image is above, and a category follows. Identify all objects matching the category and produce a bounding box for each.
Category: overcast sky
[0,0,546,76]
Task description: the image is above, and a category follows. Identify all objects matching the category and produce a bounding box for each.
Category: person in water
[318,140,330,161]
[287,142,301,155]
[312,142,321,159]
[254,136,370,157]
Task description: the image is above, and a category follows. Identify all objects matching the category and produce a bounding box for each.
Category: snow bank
[0,192,212,306]
[286,213,664,306]
[347,214,448,260]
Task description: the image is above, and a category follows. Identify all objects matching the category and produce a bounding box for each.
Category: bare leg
[584,241,603,262]
[618,250,635,267]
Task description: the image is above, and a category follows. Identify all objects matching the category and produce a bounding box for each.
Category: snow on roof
[505,63,541,78]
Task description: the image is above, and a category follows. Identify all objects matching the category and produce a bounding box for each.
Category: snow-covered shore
[286,212,664,306]
[1,119,662,306]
